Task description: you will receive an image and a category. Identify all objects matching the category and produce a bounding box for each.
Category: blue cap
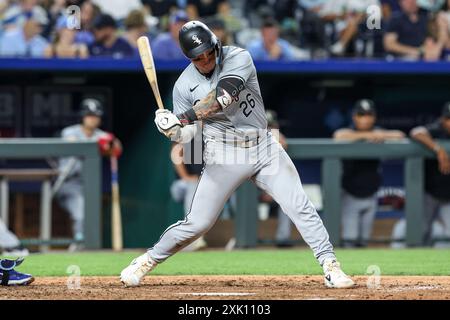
[353,99,376,115]
[170,10,188,25]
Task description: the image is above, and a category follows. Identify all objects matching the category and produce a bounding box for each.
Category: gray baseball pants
[148,132,336,265]
[341,191,377,246]
[56,179,84,241]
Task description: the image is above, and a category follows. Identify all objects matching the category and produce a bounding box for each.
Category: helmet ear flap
[215,38,223,66]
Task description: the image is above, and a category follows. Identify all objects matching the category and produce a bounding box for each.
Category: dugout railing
[0,139,101,249]
[234,139,450,248]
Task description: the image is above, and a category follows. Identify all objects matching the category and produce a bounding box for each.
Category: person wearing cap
[123,9,149,56]
[151,10,189,60]
[0,16,48,57]
[1,0,49,31]
[392,103,450,247]
[186,0,230,20]
[205,17,234,46]
[74,0,101,46]
[56,98,122,251]
[43,15,89,58]
[246,17,296,61]
[333,99,405,247]
[88,13,134,58]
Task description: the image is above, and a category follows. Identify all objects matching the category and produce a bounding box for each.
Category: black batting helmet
[352,99,376,116]
[179,20,223,65]
[80,98,104,117]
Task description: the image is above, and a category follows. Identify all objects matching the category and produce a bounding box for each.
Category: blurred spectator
[56,98,122,251]
[141,0,179,32]
[151,10,188,60]
[0,0,11,17]
[123,9,148,55]
[186,0,229,20]
[1,0,49,31]
[0,18,48,57]
[40,0,67,39]
[247,17,296,60]
[44,15,89,58]
[204,17,233,45]
[245,0,296,26]
[91,0,142,21]
[333,100,405,247]
[245,0,300,43]
[392,103,450,247]
[383,0,446,60]
[0,218,29,257]
[438,0,450,58]
[74,0,101,46]
[417,0,445,12]
[298,0,329,58]
[319,0,381,56]
[88,13,134,58]
[381,0,402,19]
[65,0,86,6]
[141,0,178,18]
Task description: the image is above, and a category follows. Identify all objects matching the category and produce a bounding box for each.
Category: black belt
[217,135,261,148]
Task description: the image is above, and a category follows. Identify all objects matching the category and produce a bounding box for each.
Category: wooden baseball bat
[137,36,164,110]
[110,155,123,251]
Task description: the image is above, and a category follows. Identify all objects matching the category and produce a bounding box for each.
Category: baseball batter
[121,21,354,288]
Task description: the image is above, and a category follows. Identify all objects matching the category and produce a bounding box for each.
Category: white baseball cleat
[322,258,355,289]
[120,252,157,287]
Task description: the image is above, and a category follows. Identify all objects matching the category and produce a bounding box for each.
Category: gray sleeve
[173,82,192,114]
[93,128,108,139]
[61,126,77,139]
[219,50,255,84]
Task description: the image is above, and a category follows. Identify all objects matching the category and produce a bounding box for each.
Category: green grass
[2,248,450,277]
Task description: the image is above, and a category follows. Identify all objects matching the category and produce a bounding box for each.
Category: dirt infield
[2,275,450,300]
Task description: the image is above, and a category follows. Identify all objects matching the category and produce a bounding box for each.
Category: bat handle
[110,155,118,182]
[156,98,165,110]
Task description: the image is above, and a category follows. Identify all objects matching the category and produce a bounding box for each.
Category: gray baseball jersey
[147,46,337,267]
[173,46,267,141]
[58,124,106,178]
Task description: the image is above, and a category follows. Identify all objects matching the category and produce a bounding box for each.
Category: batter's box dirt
[1,276,450,300]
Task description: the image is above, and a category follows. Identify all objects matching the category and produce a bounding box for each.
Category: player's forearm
[192,90,222,120]
[333,130,371,141]
[410,130,442,153]
[384,36,420,57]
[177,89,221,125]
[383,130,406,140]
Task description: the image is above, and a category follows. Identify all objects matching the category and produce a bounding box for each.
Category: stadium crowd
[0,0,450,61]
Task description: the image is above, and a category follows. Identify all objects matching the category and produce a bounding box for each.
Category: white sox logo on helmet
[192,35,202,45]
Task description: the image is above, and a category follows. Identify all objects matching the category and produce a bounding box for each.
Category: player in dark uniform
[392,103,450,246]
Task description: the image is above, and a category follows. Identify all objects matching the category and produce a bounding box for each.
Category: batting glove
[154,109,182,138]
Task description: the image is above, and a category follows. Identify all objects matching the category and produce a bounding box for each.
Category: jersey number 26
[240,93,255,117]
